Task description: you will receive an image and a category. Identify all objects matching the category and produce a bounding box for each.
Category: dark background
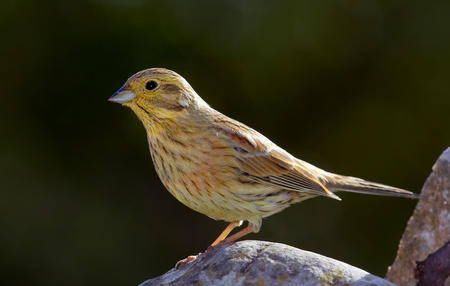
[1,0,449,285]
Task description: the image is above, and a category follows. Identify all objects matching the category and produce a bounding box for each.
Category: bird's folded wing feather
[214,124,340,200]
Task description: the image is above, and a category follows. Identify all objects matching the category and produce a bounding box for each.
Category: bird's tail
[326,174,419,199]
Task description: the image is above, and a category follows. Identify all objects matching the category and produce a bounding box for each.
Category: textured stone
[140,240,395,286]
[386,147,450,286]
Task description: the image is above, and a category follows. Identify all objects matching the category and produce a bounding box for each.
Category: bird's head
[109,68,206,123]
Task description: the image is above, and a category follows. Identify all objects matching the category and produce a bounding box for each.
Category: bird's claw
[175,254,199,268]
[175,244,225,268]
[175,251,207,268]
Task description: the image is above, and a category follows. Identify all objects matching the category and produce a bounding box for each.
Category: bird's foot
[175,249,212,268]
[175,253,201,268]
[175,244,226,268]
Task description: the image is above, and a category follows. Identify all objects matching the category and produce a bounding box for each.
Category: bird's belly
[148,137,300,222]
[161,166,296,222]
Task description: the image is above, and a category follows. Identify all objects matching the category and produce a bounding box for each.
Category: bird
[109,68,419,266]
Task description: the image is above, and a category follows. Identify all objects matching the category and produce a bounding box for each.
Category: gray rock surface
[140,240,395,286]
[386,147,450,286]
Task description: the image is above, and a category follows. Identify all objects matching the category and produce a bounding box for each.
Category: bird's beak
[108,85,136,103]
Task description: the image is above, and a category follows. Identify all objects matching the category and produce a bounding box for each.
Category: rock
[140,240,395,286]
[386,147,450,286]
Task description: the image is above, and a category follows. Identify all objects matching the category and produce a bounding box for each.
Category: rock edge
[140,240,395,286]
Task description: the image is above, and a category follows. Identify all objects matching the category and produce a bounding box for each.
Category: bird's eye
[145,80,158,91]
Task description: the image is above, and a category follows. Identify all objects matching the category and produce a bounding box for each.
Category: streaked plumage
[109,68,418,265]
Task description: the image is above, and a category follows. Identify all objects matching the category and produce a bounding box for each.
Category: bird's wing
[213,124,341,200]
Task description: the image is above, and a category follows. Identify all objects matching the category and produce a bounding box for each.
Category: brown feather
[214,124,341,200]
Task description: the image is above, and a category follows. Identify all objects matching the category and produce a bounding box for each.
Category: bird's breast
[147,129,242,213]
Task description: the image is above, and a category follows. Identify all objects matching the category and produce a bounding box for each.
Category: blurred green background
[1,0,449,285]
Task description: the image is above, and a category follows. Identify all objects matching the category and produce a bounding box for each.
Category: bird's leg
[175,221,242,268]
[215,223,254,247]
[210,221,242,247]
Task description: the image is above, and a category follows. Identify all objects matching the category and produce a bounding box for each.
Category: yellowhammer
[109,68,418,266]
